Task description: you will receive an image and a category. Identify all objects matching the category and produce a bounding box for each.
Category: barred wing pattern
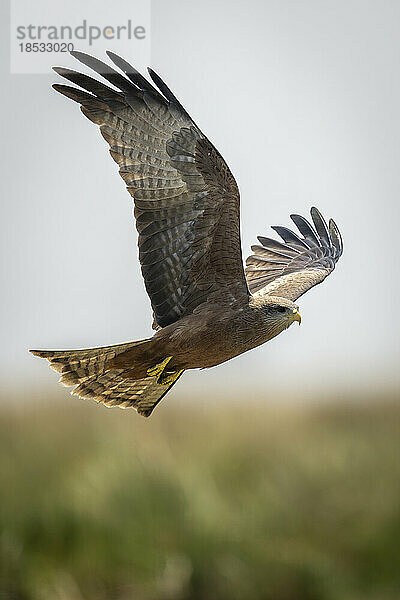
[245,208,343,301]
[53,51,249,328]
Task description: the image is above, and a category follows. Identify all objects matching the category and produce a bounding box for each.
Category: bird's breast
[163,308,273,370]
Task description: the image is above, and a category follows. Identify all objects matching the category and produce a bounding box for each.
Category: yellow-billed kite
[31,51,343,416]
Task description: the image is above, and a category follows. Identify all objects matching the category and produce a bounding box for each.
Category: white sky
[1,0,399,401]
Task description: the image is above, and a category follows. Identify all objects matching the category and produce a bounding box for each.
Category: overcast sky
[1,0,399,402]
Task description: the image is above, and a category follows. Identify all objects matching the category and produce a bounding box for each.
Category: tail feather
[30,340,182,417]
[72,369,184,416]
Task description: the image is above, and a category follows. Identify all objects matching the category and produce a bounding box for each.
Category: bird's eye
[277,306,286,313]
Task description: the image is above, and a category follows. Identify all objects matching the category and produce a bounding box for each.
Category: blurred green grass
[0,394,399,600]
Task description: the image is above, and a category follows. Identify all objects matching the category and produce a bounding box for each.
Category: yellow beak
[292,309,302,325]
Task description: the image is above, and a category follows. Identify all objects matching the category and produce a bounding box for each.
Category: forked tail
[30,340,183,417]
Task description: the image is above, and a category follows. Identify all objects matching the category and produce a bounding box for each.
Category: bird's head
[251,295,302,338]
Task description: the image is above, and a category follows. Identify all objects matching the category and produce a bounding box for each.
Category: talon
[157,369,184,386]
[147,356,173,378]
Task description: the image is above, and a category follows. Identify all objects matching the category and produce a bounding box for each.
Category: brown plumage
[30,51,343,417]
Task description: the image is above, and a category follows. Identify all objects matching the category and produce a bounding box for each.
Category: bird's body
[111,294,300,377]
[31,51,343,417]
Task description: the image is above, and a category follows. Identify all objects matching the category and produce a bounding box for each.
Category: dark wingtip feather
[52,66,69,76]
[271,225,310,250]
[147,68,172,99]
[53,63,123,101]
[148,67,191,118]
[106,50,164,98]
[106,50,139,75]
[290,213,319,245]
[69,50,136,94]
[69,49,90,62]
[52,83,96,103]
[257,235,301,256]
[310,207,331,248]
[329,218,343,256]
[70,50,111,73]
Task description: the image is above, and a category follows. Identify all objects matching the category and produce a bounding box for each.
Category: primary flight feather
[31,51,343,417]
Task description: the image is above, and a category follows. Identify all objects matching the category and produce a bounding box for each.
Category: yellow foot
[157,369,184,386]
[147,356,173,378]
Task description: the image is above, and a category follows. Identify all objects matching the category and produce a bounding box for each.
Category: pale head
[250,294,302,339]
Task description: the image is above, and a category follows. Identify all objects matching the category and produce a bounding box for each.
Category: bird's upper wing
[245,208,343,301]
[53,51,248,328]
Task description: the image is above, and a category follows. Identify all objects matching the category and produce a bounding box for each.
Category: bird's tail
[30,340,183,417]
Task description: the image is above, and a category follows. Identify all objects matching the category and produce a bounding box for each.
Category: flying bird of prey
[31,51,343,417]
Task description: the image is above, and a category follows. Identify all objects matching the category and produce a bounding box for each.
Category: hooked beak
[292,309,302,325]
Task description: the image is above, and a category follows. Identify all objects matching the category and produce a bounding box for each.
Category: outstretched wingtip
[147,67,159,83]
[69,49,86,60]
[105,49,130,67]
[329,217,344,256]
[105,49,119,61]
[310,206,320,217]
[310,207,331,248]
[52,66,66,75]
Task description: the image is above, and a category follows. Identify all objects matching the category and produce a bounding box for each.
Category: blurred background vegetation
[1,393,399,600]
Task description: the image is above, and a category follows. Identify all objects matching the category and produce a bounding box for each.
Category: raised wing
[53,51,249,328]
[245,207,343,301]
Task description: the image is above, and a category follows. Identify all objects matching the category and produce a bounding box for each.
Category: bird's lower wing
[245,207,343,301]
